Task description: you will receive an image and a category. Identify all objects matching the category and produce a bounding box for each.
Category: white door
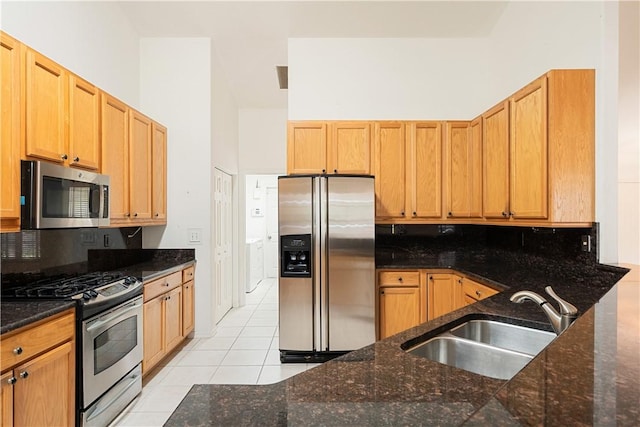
[214,168,233,323]
[265,186,279,278]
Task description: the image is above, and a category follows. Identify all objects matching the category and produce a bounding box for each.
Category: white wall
[245,175,278,241]
[0,1,140,105]
[139,38,215,337]
[288,1,634,264]
[239,109,288,174]
[617,0,640,265]
[289,38,490,120]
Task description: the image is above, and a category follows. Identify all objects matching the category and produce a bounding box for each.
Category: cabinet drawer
[1,310,74,372]
[379,271,420,287]
[462,280,498,302]
[144,271,182,301]
[182,266,195,283]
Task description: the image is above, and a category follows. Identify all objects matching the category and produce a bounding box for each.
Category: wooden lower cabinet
[0,309,75,427]
[377,270,426,339]
[461,277,498,305]
[142,265,195,375]
[428,273,464,320]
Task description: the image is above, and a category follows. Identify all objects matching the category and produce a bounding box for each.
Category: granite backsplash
[375,223,599,265]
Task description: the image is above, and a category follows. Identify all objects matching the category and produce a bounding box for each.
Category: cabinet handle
[61,154,68,160]
[334,169,338,173]
[509,212,515,217]
[7,377,17,385]
[13,346,23,355]
[448,212,452,217]
[458,278,463,284]
[134,213,138,217]
[155,213,159,217]
[19,371,29,379]
[125,213,130,217]
[475,290,482,297]
[165,282,170,287]
[413,211,417,216]
[73,156,80,162]
[401,211,405,216]
[429,275,433,280]
[501,211,508,217]
[380,290,385,295]
[398,277,403,282]
[322,169,326,174]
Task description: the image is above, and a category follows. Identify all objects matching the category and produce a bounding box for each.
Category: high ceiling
[118,1,509,109]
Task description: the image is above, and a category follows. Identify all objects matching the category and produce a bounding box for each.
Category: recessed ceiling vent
[276,66,288,89]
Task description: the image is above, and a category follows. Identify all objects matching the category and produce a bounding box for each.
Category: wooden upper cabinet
[101,93,130,222]
[129,110,153,221]
[24,48,68,164]
[287,121,327,174]
[510,75,548,219]
[483,100,510,219]
[0,33,22,232]
[152,122,167,222]
[408,122,442,219]
[328,122,372,174]
[445,120,482,218]
[374,122,406,219]
[68,75,100,170]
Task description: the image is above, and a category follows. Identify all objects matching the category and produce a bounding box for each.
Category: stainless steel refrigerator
[278,175,375,362]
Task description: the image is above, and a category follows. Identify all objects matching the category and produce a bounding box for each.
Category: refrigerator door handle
[319,176,329,352]
[313,177,323,352]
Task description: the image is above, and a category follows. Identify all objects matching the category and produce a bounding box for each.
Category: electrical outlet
[188,228,202,244]
[581,235,592,252]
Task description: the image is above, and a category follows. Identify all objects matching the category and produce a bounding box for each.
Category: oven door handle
[86,371,141,422]
[86,302,142,333]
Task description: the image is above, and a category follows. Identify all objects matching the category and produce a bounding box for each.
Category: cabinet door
[151,122,167,222]
[143,297,164,373]
[182,281,195,337]
[328,122,371,174]
[287,121,327,174]
[101,93,129,222]
[379,286,420,339]
[68,75,100,170]
[510,76,548,219]
[13,341,74,427]
[408,122,442,218]
[25,48,67,163]
[428,273,462,320]
[462,278,498,304]
[483,101,510,219]
[0,33,22,232]
[468,117,483,218]
[374,122,406,219]
[165,286,183,353]
[445,122,470,218]
[1,371,13,427]
[129,110,152,221]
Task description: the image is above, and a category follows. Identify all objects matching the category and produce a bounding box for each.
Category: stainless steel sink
[406,319,556,380]
[449,320,555,355]
[407,336,534,380]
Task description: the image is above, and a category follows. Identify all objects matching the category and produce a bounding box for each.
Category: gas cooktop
[1,271,134,299]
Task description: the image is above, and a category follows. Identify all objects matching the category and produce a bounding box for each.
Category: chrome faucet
[510,286,578,335]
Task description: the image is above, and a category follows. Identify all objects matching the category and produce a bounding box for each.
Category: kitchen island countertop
[165,250,638,426]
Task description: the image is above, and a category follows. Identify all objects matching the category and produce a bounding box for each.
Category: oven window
[94,316,138,374]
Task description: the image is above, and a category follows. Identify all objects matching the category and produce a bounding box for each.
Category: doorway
[245,175,279,293]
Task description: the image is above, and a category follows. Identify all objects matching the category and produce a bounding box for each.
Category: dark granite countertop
[0,300,76,335]
[165,250,638,426]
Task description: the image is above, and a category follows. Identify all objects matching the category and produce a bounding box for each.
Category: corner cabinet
[0,309,75,427]
[377,270,426,339]
[0,33,22,232]
[143,265,195,375]
[483,69,595,224]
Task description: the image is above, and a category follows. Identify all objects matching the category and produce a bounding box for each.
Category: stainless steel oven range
[1,272,143,426]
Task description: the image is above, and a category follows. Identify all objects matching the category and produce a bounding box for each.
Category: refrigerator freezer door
[326,176,376,351]
[278,177,314,352]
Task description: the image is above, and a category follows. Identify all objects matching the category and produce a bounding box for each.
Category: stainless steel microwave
[21,160,110,229]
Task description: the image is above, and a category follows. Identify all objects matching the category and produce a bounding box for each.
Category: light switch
[188,228,202,244]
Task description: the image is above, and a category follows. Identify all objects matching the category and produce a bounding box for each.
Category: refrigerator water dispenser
[280,235,311,277]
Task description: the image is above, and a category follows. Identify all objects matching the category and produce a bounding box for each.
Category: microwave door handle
[86,303,142,333]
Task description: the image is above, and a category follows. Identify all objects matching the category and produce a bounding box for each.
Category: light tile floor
[114,278,319,426]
